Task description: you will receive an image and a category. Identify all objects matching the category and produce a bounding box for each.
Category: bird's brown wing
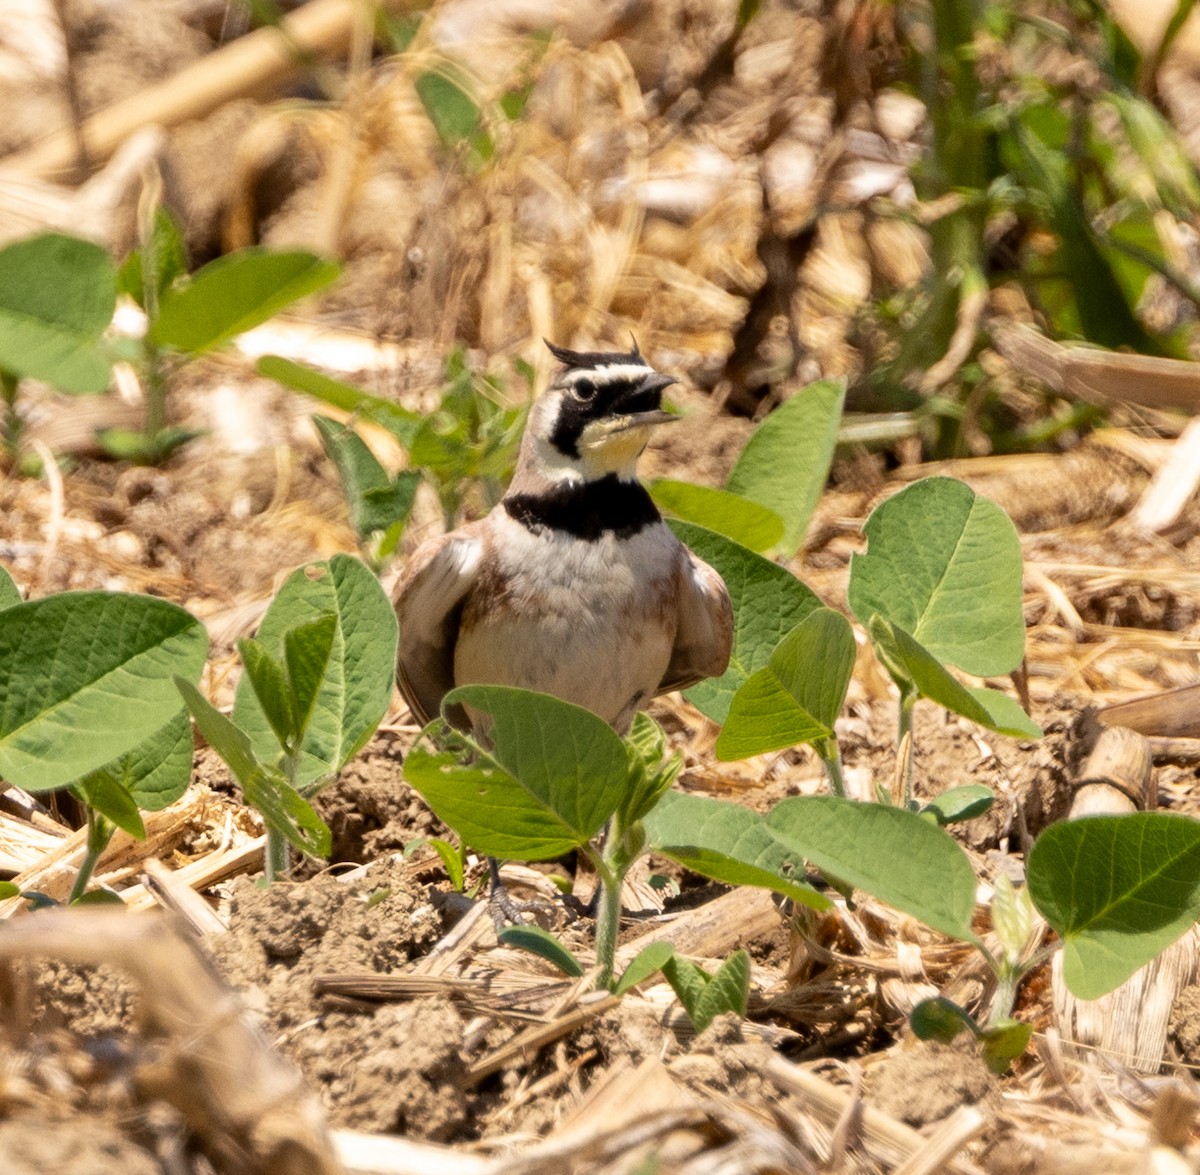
[657,546,733,695]
[393,523,486,727]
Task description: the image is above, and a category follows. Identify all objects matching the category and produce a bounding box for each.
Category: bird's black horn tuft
[544,338,646,369]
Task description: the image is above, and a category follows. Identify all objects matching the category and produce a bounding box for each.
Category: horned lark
[395,340,733,913]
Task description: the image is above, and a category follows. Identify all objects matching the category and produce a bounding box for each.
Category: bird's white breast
[454,510,679,731]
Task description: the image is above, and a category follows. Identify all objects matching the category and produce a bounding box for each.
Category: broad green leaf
[176,677,330,859]
[644,790,830,910]
[921,783,994,826]
[284,613,338,746]
[766,796,978,940]
[980,1019,1033,1074]
[403,739,588,860]
[0,567,20,611]
[75,707,193,835]
[1027,813,1200,1000]
[238,637,295,748]
[446,685,629,840]
[258,356,421,445]
[0,232,115,393]
[911,996,976,1042]
[498,925,584,977]
[151,250,340,355]
[726,378,845,556]
[0,881,19,899]
[868,617,1040,738]
[667,521,821,723]
[0,593,207,791]
[313,416,419,536]
[232,555,397,790]
[650,479,784,552]
[715,608,855,760]
[406,836,465,891]
[614,941,675,995]
[74,773,145,839]
[849,479,1025,676]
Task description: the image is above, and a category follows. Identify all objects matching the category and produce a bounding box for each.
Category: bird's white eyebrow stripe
[563,363,656,386]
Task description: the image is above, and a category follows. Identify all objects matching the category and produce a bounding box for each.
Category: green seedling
[176,553,397,881]
[260,347,529,537]
[848,477,1040,803]
[0,584,208,898]
[312,415,420,570]
[115,207,339,463]
[652,378,844,556]
[404,686,828,988]
[0,232,117,468]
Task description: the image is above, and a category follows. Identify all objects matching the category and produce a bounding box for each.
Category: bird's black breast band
[504,475,661,541]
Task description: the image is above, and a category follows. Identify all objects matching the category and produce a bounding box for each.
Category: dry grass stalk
[3,0,416,181]
[0,909,341,1175]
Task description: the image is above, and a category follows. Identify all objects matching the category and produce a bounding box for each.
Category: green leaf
[644,790,831,910]
[990,873,1033,965]
[74,707,193,835]
[868,617,1040,738]
[910,997,976,1042]
[0,881,20,899]
[849,478,1025,676]
[238,637,295,748]
[650,480,784,552]
[95,425,202,464]
[259,356,421,445]
[667,521,822,723]
[766,796,978,940]
[118,208,188,309]
[498,925,585,977]
[408,836,465,891]
[232,555,398,790]
[620,712,683,826]
[74,772,145,839]
[726,378,845,556]
[921,783,994,826]
[313,416,419,538]
[176,677,330,859]
[1027,813,1200,1000]
[72,888,124,906]
[663,950,750,1032]
[614,941,675,996]
[150,249,340,355]
[0,593,207,791]
[0,232,115,393]
[284,613,338,746]
[0,567,20,611]
[415,70,492,166]
[715,608,855,760]
[445,685,629,840]
[980,1019,1033,1074]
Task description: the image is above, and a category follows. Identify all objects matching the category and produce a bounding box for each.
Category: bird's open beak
[611,373,679,431]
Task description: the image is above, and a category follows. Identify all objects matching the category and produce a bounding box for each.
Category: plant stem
[817,737,847,798]
[143,344,169,451]
[1,370,20,460]
[264,827,290,884]
[593,860,623,988]
[68,808,112,903]
[897,693,916,806]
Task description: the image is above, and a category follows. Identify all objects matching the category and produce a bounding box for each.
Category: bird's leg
[487,857,559,931]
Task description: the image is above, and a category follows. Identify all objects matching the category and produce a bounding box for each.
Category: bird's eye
[572,379,597,402]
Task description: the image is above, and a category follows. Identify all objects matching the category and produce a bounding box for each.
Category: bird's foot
[487,858,559,931]
[488,882,559,932]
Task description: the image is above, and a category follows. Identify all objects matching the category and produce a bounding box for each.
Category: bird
[394,338,733,916]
